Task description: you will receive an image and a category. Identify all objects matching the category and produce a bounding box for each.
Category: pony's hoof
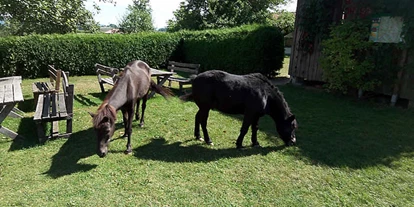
[236,144,244,149]
[251,143,261,148]
[196,137,204,142]
[124,149,132,155]
[139,123,144,128]
[206,142,214,146]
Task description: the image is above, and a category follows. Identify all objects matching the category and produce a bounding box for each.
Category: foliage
[320,20,400,93]
[179,25,285,77]
[0,25,284,78]
[167,0,288,32]
[0,0,99,35]
[0,33,181,78]
[298,0,338,53]
[118,0,154,33]
[268,11,296,36]
[1,76,414,206]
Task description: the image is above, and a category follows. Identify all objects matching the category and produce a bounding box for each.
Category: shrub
[179,25,285,77]
[0,25,284,78]
[0,33,181,78]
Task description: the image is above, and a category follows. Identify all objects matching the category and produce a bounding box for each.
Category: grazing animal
[181,70,297,148]
[90,60,172,158]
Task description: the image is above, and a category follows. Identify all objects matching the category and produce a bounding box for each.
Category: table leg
[149,75,171,98]
[0,104,24,139]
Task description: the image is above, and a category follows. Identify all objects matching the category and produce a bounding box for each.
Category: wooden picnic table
[149,68,175,97]
[0,76,24,139]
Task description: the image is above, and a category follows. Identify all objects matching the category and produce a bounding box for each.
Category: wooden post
[66,84,74,135]
[390,49,408,106]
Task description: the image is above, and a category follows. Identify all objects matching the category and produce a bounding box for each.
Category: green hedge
[0,33,181,78]
[0,25,284,79]
[180,25,285,77]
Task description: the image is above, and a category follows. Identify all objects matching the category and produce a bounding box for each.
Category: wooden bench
[95,63,120,93]
[158,61,200,91]
[33,66,74,142]
[32,65,65,105]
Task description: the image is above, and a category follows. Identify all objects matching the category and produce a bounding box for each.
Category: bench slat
[34,94,44,120]
[168,77,191,83]
[41,93,51,119]
[169,61,200,69]
[58,93,68,118]
[168,66,198,74]
[50,93,58,118]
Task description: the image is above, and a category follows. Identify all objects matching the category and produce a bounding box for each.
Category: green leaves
[181,25,285,77]
[320,21,399,93]
[0,33,181,78]
[0,25,284,78]
[167,0,288,32]
[118,0,154,33]
[0,0,98,35]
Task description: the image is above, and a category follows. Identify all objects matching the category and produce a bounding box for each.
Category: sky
[85,0,298,29]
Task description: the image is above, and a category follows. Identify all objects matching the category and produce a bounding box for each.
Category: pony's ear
[88,112,96,118]
[287,115,296,122]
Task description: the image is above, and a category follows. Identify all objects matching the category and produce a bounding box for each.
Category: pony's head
[276,115,297,146]
[89,104,117,158]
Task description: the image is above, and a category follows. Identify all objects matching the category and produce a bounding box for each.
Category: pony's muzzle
[98,151,107,158]
[98,148,108,158]
[287,137,296,146]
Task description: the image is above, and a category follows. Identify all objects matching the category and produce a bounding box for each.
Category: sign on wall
[370,16,404,43]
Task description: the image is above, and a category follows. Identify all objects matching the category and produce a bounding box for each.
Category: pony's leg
[125,104,134,154]
[194,110,202,141]
[135,99,141,121]
[121,108,128,138]
[250,116,260,147]
[199,108,213,145]
[139,95,148,127]
[236,115,253,149]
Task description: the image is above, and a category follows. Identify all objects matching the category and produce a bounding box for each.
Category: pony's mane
[93,103,117,127]
[249,73,292,118]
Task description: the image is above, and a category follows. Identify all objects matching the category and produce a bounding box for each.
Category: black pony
[181,70,297,148]
[90,60,172,157]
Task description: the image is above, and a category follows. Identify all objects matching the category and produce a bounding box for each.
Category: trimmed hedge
[0,25,284,79]
[180,25,285,77]
[0,33,181,78]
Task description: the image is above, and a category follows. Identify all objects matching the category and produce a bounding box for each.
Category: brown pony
[89,60,172,158]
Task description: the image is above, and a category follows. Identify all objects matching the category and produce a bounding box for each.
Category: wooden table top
[0,76,24,104]
[150,68,175,76]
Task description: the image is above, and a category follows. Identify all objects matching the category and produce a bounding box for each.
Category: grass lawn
[0,73,413,206]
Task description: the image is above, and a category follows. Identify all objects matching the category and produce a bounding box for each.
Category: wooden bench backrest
[48,65,62,92]
[95,63,120,82]
[168,61,200,74]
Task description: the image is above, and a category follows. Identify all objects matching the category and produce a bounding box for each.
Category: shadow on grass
[8,117,39,151]
[179,85,414,169]
[16,98,36,113]
[280,86,414,169]
[132,137,283,163]
[43,128,97,178]
[74,94,99,107]
[89,92,107,101]
[7,117,97,178]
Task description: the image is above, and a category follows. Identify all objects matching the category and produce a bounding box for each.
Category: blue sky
[85,0,297,29]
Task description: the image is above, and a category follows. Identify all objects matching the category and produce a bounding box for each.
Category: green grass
[0,75,413,206]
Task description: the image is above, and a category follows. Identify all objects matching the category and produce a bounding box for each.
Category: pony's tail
[150,80,173,99]
[179,92,193,102]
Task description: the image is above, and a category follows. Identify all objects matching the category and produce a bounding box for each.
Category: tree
[0,0,99,35]
[167,0,289,32]
[118,0,154,33]
[268,11,295,35]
